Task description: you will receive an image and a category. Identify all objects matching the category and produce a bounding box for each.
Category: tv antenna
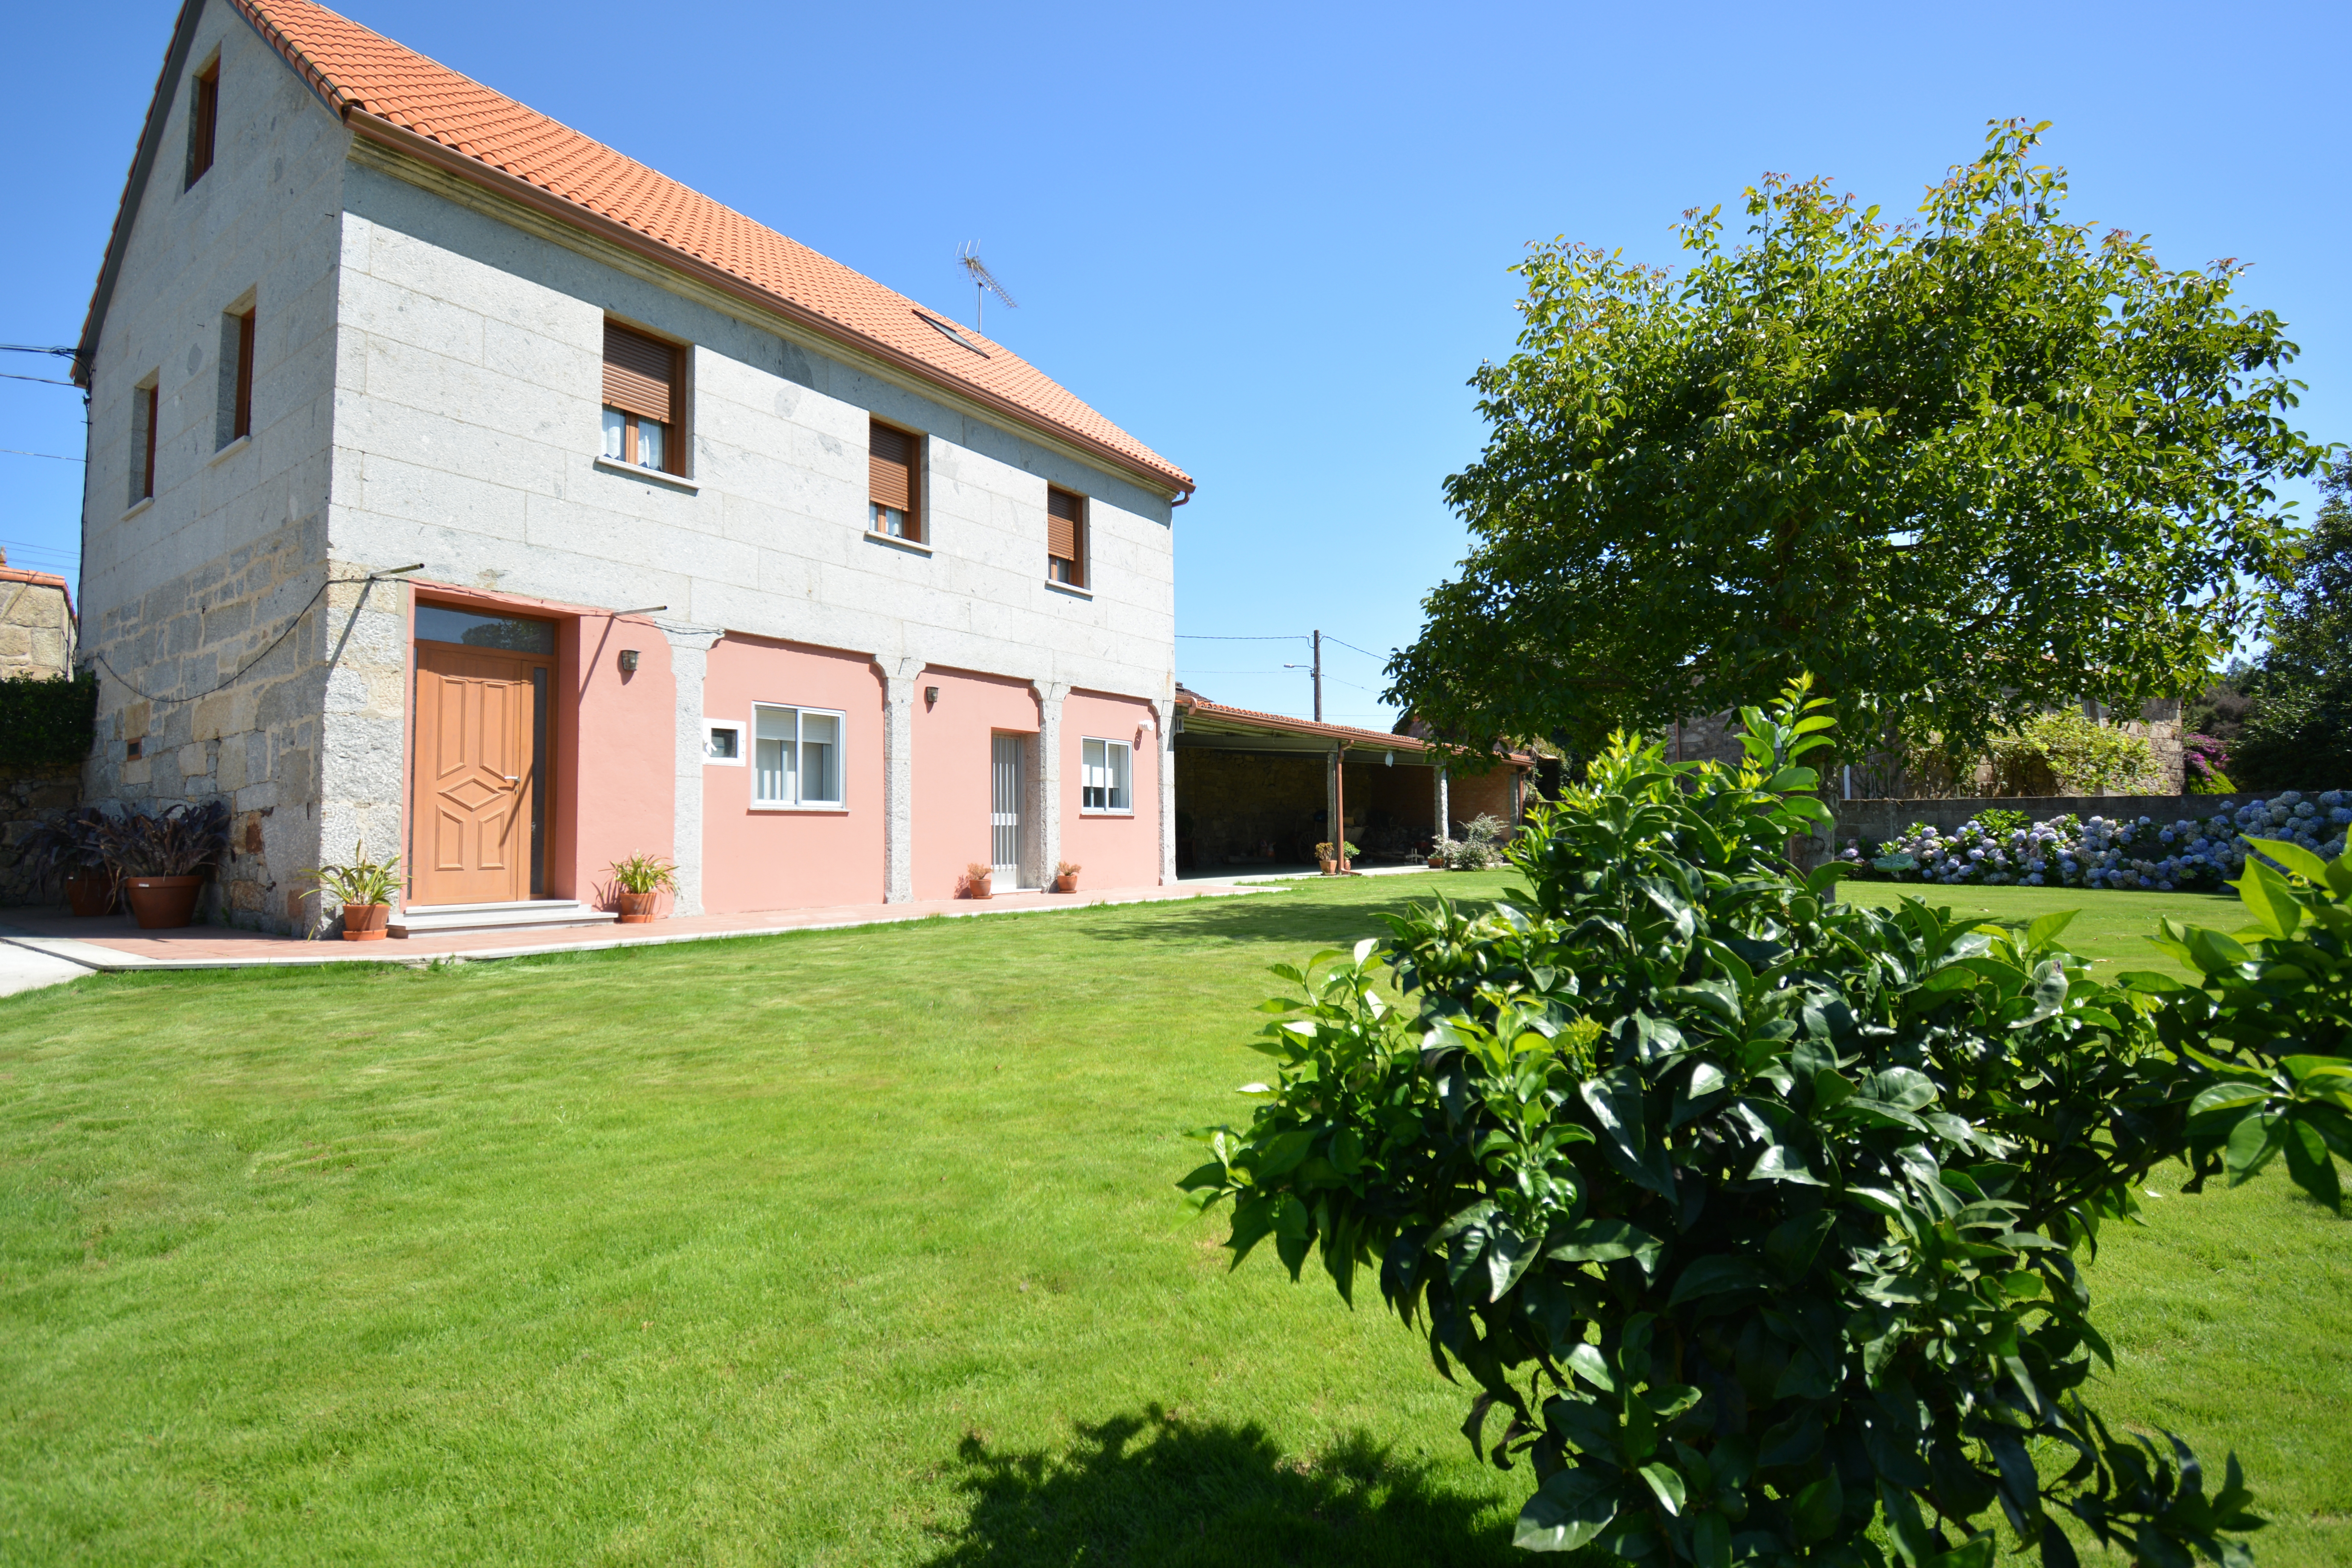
[957,242,1018,332]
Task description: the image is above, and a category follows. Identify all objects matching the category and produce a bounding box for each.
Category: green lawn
[2,873,2344,1566]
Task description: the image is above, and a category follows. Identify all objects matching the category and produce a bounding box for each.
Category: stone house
[73,0,1192,934]
[0,553,77,680]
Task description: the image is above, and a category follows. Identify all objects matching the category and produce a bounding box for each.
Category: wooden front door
[413,642,544,905]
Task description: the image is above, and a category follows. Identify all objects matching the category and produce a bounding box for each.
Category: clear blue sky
[6,1,2345,726]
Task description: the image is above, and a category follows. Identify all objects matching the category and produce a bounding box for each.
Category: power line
[1322,636,1390,662]
[0,447,82,461]
[0,371,78,388]
[1175,633,1310,641]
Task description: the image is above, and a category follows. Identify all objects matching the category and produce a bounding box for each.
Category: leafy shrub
[1442,814,1512,870]
[1842,794,2350,892]
[97,800,230,878]
[2183,733,2233,793]
[17,804,115,896]
[0,672,97,769]
[1184,679,2341,1566]
[606,852,678,895]
[306,840,403,906]
[1987,710,2156,796]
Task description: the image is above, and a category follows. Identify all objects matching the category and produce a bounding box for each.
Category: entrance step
[389,899,618,939]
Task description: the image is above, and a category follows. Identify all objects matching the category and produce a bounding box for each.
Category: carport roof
[1175,695,1531,764]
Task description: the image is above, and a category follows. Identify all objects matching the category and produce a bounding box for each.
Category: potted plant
[303,841,403,940]
[607,853,677,923]
[966,861,994,899]
[1314,840,1360,875]
[21,806,119,915]
[97,800,230,929]
[1052,860,1080,894]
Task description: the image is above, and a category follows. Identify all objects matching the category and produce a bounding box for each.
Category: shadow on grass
[1071,877,1524,951]
[919,1405,1526,1568]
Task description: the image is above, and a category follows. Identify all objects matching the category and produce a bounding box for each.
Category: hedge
[0,672,98,769]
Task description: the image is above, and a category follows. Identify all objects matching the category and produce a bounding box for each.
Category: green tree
[2235,454,2352,787]
[1387,121,2329,763]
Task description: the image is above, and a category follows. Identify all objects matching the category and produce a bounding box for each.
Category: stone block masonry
[0,559,76,680]
[81,517,407,933]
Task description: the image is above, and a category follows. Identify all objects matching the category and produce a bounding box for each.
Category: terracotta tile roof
[216,0,1190,497]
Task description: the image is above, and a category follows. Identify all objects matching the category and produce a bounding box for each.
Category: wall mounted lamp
[618,648,640,674]
[925,685,940,707]
[1384,750,1394,767]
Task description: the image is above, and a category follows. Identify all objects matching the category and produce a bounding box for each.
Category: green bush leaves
[1186,677,2343,1565]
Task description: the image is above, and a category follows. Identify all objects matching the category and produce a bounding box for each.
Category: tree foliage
[1387,121,2328,762]
[1185,680,2350,1565]
[2235,454,2352,788]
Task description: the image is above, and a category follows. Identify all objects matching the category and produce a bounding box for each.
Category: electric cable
[89,571,406,706]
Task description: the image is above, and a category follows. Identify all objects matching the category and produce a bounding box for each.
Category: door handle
[504,775,520,783]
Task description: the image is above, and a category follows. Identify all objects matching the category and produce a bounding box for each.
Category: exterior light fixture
[1384,750,1394,767]
[925,686,940,707]
[618,649,640,674]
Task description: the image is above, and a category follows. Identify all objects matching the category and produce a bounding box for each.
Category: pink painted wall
[1061,689,1161,890]
[701,637,886,912]
[567,613,676,909]
[913,667,1039,898]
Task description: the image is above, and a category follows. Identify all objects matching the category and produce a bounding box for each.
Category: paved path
[0,940,94,998]
[0,878,1271,978]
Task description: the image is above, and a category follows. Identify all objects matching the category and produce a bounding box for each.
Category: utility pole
[1312,629,1323,723]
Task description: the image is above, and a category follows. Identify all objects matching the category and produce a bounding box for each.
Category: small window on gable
[216,303,254,449]
[131,379,159,505]
[869,422,921,542]
[752,704,846,808]
[1081,737,1132,813]
[187,56,219,187]
[1047,487,1086,587]
[602,321,683,474]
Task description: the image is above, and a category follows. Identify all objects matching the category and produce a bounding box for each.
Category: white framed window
[752,704,845,808]
[703,719,744,765]
[1080,737,1132,813]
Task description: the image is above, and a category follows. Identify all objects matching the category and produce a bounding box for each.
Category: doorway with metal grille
[990,733,1026,883]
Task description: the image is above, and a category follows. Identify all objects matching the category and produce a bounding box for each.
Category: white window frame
[703,718,745,766]
[750,703,848,810]
[1080,736,1133,815]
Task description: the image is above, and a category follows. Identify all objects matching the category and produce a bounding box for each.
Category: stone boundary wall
[1828,791,2282,852]
[0,765,84,906]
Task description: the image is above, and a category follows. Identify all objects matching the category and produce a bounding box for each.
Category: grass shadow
[919,1404,1531,1568]
[1073,876,1526,950]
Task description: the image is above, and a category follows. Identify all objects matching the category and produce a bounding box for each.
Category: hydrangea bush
[1842,792,2352,893]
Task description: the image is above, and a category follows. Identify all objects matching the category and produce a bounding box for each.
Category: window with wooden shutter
[187,57,219,188]
[601,321,682,473]
[1046,487,1086,586]
[869,421,920,541]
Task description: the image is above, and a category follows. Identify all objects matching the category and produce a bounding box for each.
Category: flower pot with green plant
[965,861,994,899]
[98,800,230,929]
[1052,860,1080,893]
[1313,840,1359,875]
[302,841,403,940]
[21,806,120,916]
[607,853,677,922]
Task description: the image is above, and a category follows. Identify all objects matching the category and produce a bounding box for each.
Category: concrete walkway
[0,879,1269,986]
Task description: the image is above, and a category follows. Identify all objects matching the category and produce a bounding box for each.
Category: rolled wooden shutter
[603,323,676,423]
[870,423,914,511]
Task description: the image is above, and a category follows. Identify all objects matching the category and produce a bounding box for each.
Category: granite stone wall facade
[0,568,76,680]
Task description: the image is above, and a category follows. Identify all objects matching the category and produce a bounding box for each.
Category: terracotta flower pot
[1319,859,1339,876]
[64,872,114,917]
[969,877,993,900]
[1427,855,1446,869]
[1052,874,1077,894]
[341,902,391,941]
[123,875,204,930]
[616,890,660,924]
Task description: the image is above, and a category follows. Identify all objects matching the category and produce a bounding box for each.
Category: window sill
[865,530,932,558]
[121,496,155,522]
[1080,809,1136,818]
[1044,579,1093,600]
[748,803,850,814]
[208,435,251,467]
[594,456,700,493]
